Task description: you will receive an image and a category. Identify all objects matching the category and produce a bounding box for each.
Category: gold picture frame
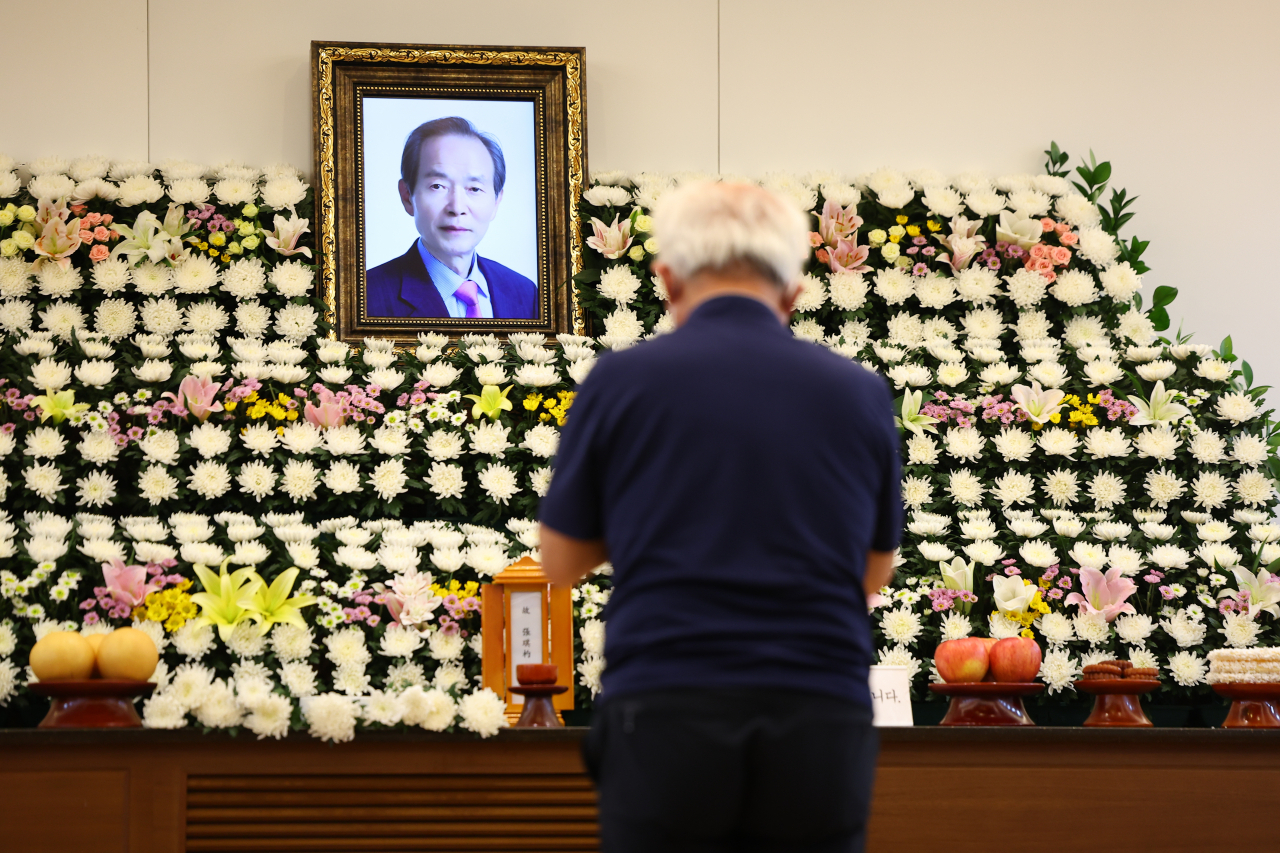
[312,41,587,343]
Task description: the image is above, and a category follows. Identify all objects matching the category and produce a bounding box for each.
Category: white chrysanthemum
[301,693,360,743]
[922,185,963,218]
[1144,469,1186,507]
[225,620,267,657]
[360,690,405,727]
[1075,226,1119,267]
[370,459,409,502]
[1116,310,1156,344]
[1037,612,1075,647]
[900,475,932,509]
[1036,427,1079,458]
[1131,426,1179,461]
[269,624,314,661]
[379,624,424,658]
[934,612,970,642]
[872,268,914,305]
[458,688,508,738]
[1216,392,1259,424]
[269,260,313,298]
[141,691,187,729]
[478,464,520,504]
[947,469,984,507]
[1073,613,1111,645]
[1235,470,1274,507]
[938,427,983,462]
[1185,429,1227,464]
[1160,611,1208,648]
[1099,261,1142,301]
[1004,269,1047,308]
[1035,650,1080,698]
[1048,269,1098,307]
[279,661,318,698]
[876,643,922,679]
[1055,194,1101,227]
[261,175,308,210]
[242,693,292,740]
[428,629,466,661]
[274,302,319,340]
[992,471,1035,507]
[400,686,458,731]
[1227,433,1266,467]
[905,434,939,466]
[1221,612,1261,648]
[1191,471,1232,510]
[1016,539,1056,568]
[469,421,512,457]
[1038,469,1078,507]
[826,271,868,311]
[990,429,1034,463]
[1195,358,1233,382]
[1113,614,1156,647]
[325,626,373,669]
[321,461,361,495]
[985,613,1021,640]
[880,607,924,645]
[425,461,466,499]
[1166,651,1207,687]
[519,423,560,458]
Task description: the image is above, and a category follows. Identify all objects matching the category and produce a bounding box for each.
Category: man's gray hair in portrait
[400,116,508,194]
[651,181,811,290]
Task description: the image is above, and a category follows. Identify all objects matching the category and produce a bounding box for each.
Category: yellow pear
[97,628,159,682]
[29,632,96,681]
[83,633,106,678]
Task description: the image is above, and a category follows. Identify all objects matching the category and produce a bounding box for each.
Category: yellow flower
[209,232,227,247]
[523,393,543,411]
[895,215,909,225]
[1049,413,1061,424]
[926,220,942,232]
[906,224,921,237]
[224,400,237,412]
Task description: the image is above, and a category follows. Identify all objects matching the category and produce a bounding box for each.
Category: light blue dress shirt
[418,240,493,318]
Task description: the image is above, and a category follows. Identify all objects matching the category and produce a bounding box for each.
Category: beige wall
[2,0,1277,383]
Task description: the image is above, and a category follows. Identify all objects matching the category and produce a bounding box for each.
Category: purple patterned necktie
[454,279,482,318]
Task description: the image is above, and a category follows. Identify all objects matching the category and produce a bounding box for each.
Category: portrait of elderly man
[365,116,538,319]
[540,181,902,852]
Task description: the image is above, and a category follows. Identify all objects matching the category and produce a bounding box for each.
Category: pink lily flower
[32,216,83,271]
[165,375,223,422]
[1064,566,1138,622]
[304,387,345,429]
[814,199,863,248]
[934,215,987,272]
[264,212,314,258]
[826,236,871,274]
[102,558,162,609]
[585,215,634,259]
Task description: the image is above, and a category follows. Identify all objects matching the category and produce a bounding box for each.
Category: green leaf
[1151,285,1178,310]
[1221,335,1234,360]
[1269,456,1280,482]
[1243,361,1254,388]
[1149,307,1170,332]
[1093,162,1112,184]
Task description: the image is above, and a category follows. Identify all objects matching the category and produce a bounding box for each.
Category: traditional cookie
[1125,667,1158,680]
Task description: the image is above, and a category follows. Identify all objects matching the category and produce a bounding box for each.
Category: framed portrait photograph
[313,42,587,343]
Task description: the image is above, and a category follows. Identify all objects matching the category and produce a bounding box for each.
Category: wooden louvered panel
[185,774,599,852]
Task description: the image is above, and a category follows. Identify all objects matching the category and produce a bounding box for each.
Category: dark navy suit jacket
[365,243,538,319]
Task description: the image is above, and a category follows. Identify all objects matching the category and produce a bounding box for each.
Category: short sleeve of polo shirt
[870,377,904,554]
[538,365,610,541]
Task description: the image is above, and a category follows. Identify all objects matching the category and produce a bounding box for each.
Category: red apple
[977,638,1000,681]
[988,637,1043,683]
[934,637,991,683]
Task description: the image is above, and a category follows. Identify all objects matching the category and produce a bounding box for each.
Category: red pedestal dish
[1075,679,1160,727]
[30,680,155,728]
[929,682,1043,726]
[1212,683,1280,728]
[515,663,559,685]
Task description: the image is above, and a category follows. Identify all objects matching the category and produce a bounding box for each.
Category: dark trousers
[583,688,878,853]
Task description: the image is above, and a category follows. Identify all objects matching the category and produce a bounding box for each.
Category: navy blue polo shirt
[540,295,902,705]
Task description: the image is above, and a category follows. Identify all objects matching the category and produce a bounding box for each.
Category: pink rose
[1054,221,1072,235]
[101,214,113,226]
[1040,218,1057,232]
[1030,244,1049,260]
[79,229,94,243]
[1058,232,1078,246]
[1050,246,1072,265]
[93,226,111,241]
[82,212,102,227]
[89,244,110,263]
[809,232,824,248]
[1040,270,1057,283]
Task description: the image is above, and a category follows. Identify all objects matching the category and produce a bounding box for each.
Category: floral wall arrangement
[0,142,1275,737]
[574,143,1280,705]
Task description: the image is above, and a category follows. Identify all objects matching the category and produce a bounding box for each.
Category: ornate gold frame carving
[312,42,587,342]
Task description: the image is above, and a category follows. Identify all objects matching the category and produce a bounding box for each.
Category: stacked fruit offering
[29,629,159,682]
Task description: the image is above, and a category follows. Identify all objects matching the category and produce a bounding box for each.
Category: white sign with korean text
[508,590,544,705]
[868,665,914,727]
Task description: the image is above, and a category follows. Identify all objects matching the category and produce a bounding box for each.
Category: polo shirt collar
[684,294,788,333]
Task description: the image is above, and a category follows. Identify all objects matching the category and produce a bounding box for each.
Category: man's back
[543,294,901,704]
